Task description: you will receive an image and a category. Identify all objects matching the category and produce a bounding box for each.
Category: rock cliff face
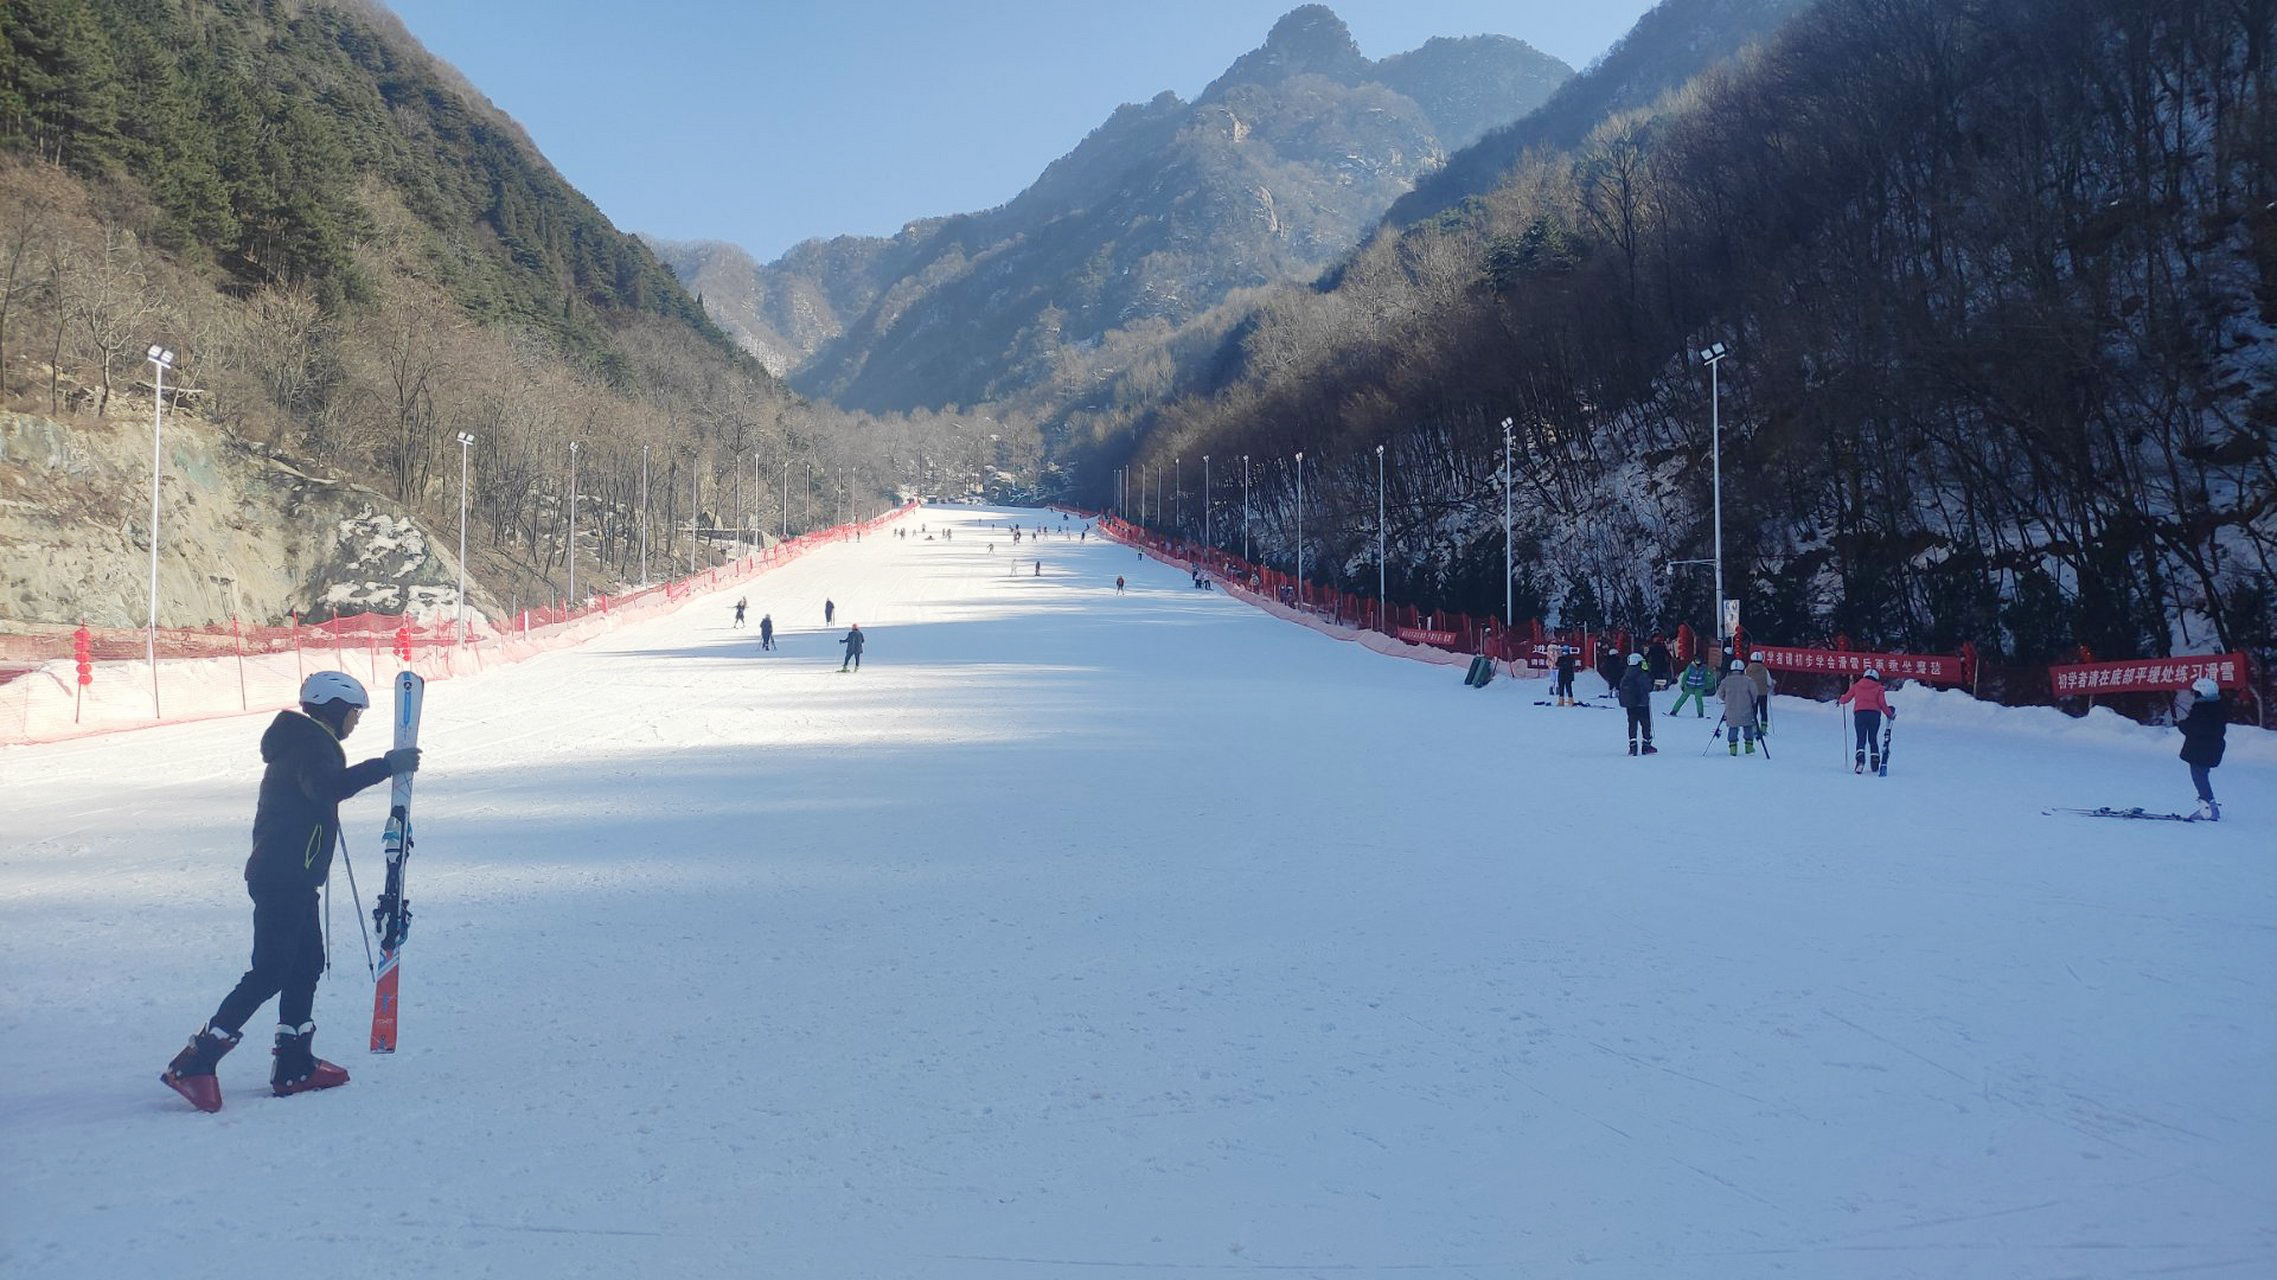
[665,6,1569,410]
[0,408,475,631]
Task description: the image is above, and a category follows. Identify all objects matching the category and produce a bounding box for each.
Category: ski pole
[1702,720,1722,755]
[336,829,377,978]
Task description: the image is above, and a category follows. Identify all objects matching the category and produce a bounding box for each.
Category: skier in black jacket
[1552,647,1580,706]
[161,671,420,1113]
[1617,653,1657,755]
[2177,676,2228,821]
[839,622,865,671]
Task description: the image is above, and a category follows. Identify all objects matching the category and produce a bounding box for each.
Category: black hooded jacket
[2178,695,2228,768]
[245,710,393,893]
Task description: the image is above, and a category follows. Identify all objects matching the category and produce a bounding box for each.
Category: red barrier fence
[1080,506,2264,726]
[1,502,916,745]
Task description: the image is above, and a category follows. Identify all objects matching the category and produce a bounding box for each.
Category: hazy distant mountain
[664,5,1570,409]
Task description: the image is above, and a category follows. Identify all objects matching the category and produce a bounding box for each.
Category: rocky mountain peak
[1203,5,1368,98]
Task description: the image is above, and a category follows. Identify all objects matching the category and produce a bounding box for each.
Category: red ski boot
[271,1023,350,1097]
[161,1024,242,1113]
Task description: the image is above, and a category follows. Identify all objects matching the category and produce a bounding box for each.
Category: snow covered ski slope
[2,504,2271,1279]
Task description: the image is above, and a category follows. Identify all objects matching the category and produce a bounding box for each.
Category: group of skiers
[1565,638,2230,807]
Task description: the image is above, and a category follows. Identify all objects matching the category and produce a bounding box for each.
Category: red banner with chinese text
[2048,652,2250,697]
[1756,645,1973,686]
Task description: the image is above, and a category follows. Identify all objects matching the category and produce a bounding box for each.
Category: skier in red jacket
[1836,668,1895,774]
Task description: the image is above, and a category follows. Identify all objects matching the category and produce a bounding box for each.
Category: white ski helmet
[1750,650,1764,661]
[2190,676,2218,699]
[299,670,370,709]
[1862,666,1881,681]
[1731,659,1745,672]
[1627,652,1644,665]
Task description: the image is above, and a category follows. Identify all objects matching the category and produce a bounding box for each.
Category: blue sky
[379,1,1661,263]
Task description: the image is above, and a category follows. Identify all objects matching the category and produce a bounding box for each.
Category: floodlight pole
[456,431,475,642]
[567,441,579,609]
[1502,417,1514,626]
[1700,343,1730,642]
[145,344,174,718]
[1376,443,1386,622]
[1294,451,1305,605]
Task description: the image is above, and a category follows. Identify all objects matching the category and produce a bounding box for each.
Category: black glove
[383,747,422,776]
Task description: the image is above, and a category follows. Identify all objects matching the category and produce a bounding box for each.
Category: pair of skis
[369,671,424,1053]
[2043,806,2205,823]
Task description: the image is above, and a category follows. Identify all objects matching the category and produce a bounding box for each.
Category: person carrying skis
[1668,656,1713,717]
[1718,658,1759,755]
[759,613,775,650]
[733,597,747,628]
[1617,652,1657,755]
[161,671,421,1113]
[1836,666,1894,773]
[1745,650,1775,736]
[1552,646,1580,706]
[2177,676,2227,821]
[839,622,865,671]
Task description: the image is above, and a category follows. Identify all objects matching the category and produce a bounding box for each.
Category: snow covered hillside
[2,505,2270,1280]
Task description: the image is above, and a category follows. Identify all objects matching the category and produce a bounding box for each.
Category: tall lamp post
[1502,417,1514,625]
[1698,342,1730,643]
[566,441,579,610]
[781,460,791,537]
[1202,455,1211,549]
[455,431,475,642]
[640,444,651,584]
[1175,456,1182,534]
[1294,450,1305,605]
[1241,455,1251,562]
[144,343,174,717]
[1375,443,1386,626]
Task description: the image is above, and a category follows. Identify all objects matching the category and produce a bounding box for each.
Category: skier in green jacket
[1667,656,1713,717]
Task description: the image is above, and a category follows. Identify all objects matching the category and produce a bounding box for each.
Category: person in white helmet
[1718,658,1760,755]
[1744,650,1775,737]
[160,670,421,1113]
[2176,676,2228,821]
[1617,652,1657,755]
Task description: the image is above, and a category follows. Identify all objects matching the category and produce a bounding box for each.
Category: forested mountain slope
[1096,0,2274,666]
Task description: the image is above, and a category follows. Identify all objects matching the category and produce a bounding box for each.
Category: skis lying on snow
[370,671,425,1053]
[1532,700,1615,710]
[2043,806,2202,823]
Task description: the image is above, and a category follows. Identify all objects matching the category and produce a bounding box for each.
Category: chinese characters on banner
[2047,653,2247,696]
[1755,646,1971,686]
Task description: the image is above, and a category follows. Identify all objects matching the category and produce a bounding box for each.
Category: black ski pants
[1852,709,1884,764]
[1625,706,1652,746]
[212,887,324,1034]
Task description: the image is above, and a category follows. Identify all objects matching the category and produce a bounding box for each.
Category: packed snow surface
[3,505,2271,1279]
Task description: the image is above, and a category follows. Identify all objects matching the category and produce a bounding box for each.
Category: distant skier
[1835,666,1894,773]
[1596,641,1625,696]
[1718,659,1759,755]
[1618,653,1657,755]
[1745,651,1775,736]
[733,597,747,628]
[1115,576,1126,593]
[1644,635,1673,690]
[2177,676,2227,820]
[160,671,421,1113]
[839,623,864,671]
[824,598,835,626]
[1552,646,1579,706]
[1034,560,1041,576]
[759,613,775,650]
[1668,656,1712,717]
